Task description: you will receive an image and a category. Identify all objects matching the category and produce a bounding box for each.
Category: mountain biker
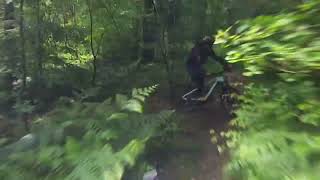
[186,36,230,95]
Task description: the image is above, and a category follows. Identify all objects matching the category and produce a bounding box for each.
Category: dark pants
[186,63,205,92]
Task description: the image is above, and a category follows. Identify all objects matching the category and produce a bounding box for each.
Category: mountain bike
[181,73,238,113]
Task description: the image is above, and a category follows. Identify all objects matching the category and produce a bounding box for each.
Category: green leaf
[122,99,143,113]
[65,138,82,161]
[107,113,129,120]
[115,94,128,108]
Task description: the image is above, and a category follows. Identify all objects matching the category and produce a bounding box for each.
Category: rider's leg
[186,64,206,96]
[187,64,199,89]
[198,67,206,93]
[195,74,204,93]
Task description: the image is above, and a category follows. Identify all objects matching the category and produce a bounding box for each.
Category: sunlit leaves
[103,139,146,180]
[107,113,129,121]
[116,85,158,113]
[224,82,320,179]
[298,100,320,126]
[123,99,143,113]
[219,1,320,179]
[65,137,82,162]
[218,1,320,77]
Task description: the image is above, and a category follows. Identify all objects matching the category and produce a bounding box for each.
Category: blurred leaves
[217,1,320,76]
[215,1,320,179]
[0,85,176,180]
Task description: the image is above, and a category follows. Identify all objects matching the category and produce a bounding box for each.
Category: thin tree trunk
[72,4,77,25]
[86,0,97,86]
[138,12,143,67]
[141,0,157,62]
[19,0,26,90]
[17,0,30,132]
[72,4,79,59]
[134,0,144,67]
[161,27,175,101]
[153,1,175,101]
[36,0,43,80]
[63,6,69,49]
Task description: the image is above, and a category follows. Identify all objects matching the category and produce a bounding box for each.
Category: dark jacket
[186,42,227,68]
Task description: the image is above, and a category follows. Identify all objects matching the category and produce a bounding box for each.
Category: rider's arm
[209,48,229,71]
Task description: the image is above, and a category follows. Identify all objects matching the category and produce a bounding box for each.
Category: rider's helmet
[200,36,215,47]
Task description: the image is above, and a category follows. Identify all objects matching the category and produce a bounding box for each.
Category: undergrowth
[0,85,178,180]
[213,1,320,179]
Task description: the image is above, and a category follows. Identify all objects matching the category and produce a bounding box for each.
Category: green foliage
[1,0,311,179]
[217,1,320,77]
[214,1,320,179]
[0,85,176,180]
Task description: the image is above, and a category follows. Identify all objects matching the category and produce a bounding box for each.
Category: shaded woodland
[0,0,319,179]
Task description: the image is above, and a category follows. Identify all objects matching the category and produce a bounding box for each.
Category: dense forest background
[0,0,319,179]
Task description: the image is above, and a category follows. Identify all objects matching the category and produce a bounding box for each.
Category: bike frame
[182,76,225,102]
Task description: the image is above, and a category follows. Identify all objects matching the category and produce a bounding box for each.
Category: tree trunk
[87,0,97,86]
[141,0,158,63]
[19,0,26,90]
[36,0,43,81]
[63,6,69,50]
[19,0,30,132]
[162,27,175,101]
[71,4,80,59]
[153,0,175,101]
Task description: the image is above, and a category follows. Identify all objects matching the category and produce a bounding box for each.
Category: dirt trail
[146,93,231,180]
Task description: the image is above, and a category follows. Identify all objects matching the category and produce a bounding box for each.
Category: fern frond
[122,85,158,113]
[0,84,175,180]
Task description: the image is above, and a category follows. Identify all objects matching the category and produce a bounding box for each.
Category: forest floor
[146,89,232,180]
